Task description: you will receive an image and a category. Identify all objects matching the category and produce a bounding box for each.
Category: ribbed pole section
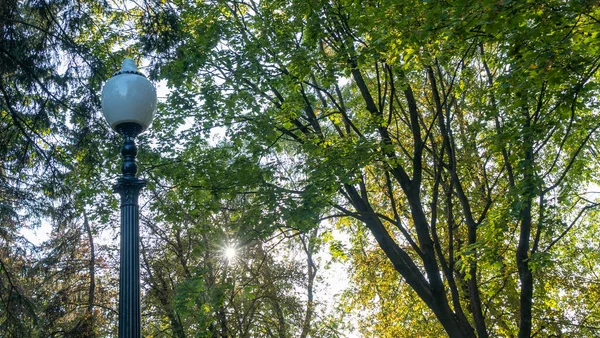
[114,124,145,338]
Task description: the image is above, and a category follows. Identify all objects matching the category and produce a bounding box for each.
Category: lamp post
[101,59,157,338]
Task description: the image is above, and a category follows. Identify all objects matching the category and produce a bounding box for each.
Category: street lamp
[101,58,157,338]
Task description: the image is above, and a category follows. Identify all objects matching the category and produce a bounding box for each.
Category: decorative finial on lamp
[112,58,145,77]
[121,58,138,72]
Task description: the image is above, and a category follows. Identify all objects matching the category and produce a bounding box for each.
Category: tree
[138,141,341,337]
[137,0,600,336]
[0,1,129,336]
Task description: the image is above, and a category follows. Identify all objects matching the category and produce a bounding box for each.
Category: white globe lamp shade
[101,59,157,134]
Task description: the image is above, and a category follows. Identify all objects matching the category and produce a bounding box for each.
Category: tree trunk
[517,117,535,338]
[343,184,476,338]
[299,229,318,338]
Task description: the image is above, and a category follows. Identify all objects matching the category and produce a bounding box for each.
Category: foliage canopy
[1,0,600,337]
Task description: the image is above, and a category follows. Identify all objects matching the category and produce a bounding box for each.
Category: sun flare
[224,246,236,260]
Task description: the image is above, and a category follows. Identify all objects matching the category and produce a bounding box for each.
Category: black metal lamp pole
[101,59,156,338]
[115,123,145,338]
